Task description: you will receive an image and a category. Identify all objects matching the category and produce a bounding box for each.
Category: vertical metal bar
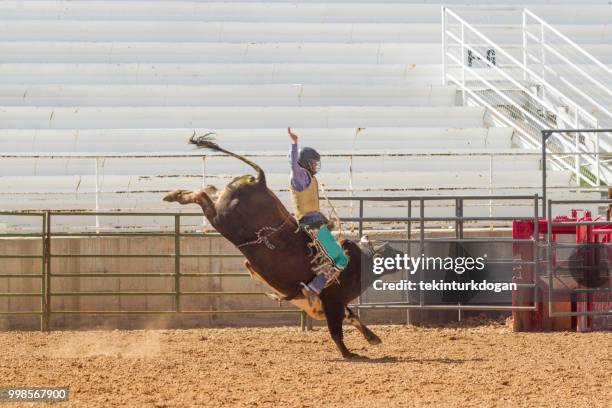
[456,198,463,321]
[595,132,601,185]
[357,199,364,316]
[406,199,411,324]
[201,156,207,229]
[441,6,447,86]
[489,154,494,226]
[541,131,548,219]
[533,194,539,308]
[94,158,100,233]
[547,200,553,318]
[44,211,51,331]
[455,198,461,241]
[457,198,464,240]
[522,8,527,80]
[174,215,181,313]
[461,23,466,105]
[300,310,306,331]
[358,199,363,238]
[574,132,580,184]
[540,21,546,100]
[419,198,425,308]
[40,213,47,331]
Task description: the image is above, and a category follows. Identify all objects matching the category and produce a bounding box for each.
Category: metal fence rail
[2,150,607,219]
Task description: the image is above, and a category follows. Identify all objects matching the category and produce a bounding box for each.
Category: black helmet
[297,147,321,170]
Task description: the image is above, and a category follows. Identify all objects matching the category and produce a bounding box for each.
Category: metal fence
[546,199,612,318]
[0,211,304,331]
[342,194,541,315]
[1,194,610,330]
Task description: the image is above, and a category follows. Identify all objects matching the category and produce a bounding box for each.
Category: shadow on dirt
[328,356,485,364]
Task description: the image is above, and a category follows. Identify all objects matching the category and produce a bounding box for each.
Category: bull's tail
[190,132,266,185]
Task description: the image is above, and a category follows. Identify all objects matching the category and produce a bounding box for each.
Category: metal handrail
[523,9,612,82]
[523,9,612,124]
[444,8,598,126]
[442,7,610,187]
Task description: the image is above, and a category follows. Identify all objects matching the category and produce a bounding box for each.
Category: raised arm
[288,127,310,192]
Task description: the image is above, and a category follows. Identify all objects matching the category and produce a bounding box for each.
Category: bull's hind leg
[163,189,216,220]
[323,300,359,359]
[344,307,382,345]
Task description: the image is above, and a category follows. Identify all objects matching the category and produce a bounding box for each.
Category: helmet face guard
[310,159,321,174]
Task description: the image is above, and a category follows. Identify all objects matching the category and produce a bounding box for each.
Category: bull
[164,136,401,359]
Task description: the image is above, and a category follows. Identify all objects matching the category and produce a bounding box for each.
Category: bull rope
[235,215,294,250]
[319,182,345,241]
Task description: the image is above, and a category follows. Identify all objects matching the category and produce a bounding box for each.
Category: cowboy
[287,127,348,303]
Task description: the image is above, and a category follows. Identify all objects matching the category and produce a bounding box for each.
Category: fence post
[174,215,181,313]
[456,198,465,320]
[533,194,539,308]
[40,213,47,331]
[94,158,100,233]
[357,198,364,316]
[300,310,306,331]
[419,198,425,308]
[405,199,412,324]
[44,211,51,331]
[489,154,494,224]
[541,131,549,219]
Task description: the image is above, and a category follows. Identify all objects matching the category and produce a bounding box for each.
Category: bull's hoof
[367,335,382,346]
[163,189,183,202]
[342,352,362,360]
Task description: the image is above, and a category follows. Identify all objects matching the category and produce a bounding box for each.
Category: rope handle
[319,182,345,240]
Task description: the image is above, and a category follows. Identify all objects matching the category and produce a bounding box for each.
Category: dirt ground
[0,318,610,407]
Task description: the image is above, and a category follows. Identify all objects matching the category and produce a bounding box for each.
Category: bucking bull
[164,136,402,359]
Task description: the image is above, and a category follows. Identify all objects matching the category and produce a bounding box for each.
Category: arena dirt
[0,318,610,407]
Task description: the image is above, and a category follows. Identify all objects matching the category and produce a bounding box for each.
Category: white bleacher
[0,0,608,227]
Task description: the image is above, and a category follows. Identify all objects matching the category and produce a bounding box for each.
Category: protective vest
[290,175,320,220]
